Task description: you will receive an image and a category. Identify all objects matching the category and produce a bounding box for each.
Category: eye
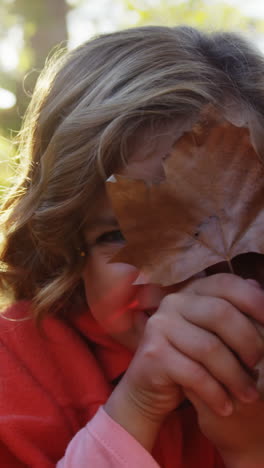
[96,229,126,244]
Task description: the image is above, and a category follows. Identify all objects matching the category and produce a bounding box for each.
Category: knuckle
[142,342,160,361]
[160,293,177,309]
[213,273,237,290]
[211,297,233,321]
[202,335,222,356]
[145,313,164,335]
[137,340,169,382]
[138,337,162,362]
[143,320,167,352]
[159,292,187,315]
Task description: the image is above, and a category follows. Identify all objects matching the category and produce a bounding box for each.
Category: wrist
[104,378,164,452]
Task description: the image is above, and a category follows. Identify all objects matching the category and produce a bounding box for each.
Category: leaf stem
[227,258,235,274]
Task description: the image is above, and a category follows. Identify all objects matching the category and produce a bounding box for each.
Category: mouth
[205,252,264,287]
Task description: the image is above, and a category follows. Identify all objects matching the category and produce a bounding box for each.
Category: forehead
[86,116,196,226]
[121,117,195,182]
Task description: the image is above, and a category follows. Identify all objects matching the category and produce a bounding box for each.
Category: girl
[1,25,264,467]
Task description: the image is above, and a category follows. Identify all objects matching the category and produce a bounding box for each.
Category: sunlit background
[1,0,264,194]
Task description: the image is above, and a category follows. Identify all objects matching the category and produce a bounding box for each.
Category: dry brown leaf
[106,107,264,396]
[106,108,264,286]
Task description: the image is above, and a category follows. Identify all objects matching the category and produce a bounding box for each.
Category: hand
[120,273,264,421]
[185,389,264,467]
[105,273,264,453]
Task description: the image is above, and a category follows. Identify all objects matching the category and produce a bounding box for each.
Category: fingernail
[220,401,233,416]
[240,386,260,403]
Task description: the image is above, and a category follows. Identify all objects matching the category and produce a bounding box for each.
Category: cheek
[82,254,139,323]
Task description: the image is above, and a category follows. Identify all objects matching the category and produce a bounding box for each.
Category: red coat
[0,301,225,467]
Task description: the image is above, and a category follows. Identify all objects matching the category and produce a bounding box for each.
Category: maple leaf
[106,109,264,286]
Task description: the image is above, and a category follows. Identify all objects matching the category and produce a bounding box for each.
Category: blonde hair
[1,25,264,319]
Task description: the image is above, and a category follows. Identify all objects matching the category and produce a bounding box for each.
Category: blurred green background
[1,0,264,198]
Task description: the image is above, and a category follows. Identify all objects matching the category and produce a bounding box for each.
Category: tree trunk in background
[27,0,68,70]
[3,0,69,132]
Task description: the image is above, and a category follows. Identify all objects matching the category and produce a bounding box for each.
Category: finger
[164,344,234,417]
[185,273,264,325]
[166,316,260,404]
[183,388,226,426]
[176,293,264,368]
[184,388,214,417]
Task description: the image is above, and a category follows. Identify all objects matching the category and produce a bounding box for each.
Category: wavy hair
[1,25,264,319]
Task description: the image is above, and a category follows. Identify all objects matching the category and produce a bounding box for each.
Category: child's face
[82,120,190,350]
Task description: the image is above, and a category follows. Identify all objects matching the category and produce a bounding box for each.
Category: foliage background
[1,0,264,197]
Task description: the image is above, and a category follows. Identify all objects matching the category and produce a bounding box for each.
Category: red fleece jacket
[0,301,225,467]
